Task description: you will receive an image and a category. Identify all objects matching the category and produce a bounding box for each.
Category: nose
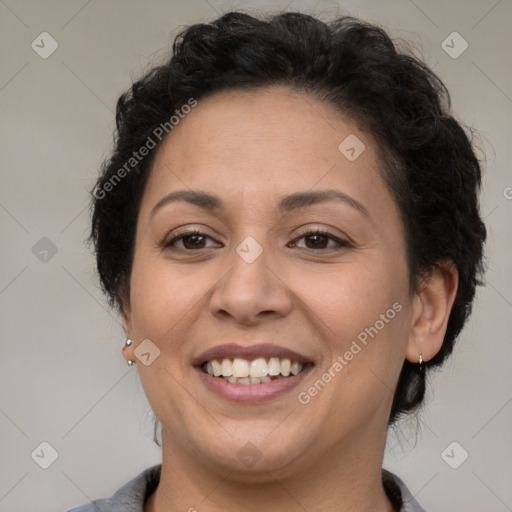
[209,241,293,326]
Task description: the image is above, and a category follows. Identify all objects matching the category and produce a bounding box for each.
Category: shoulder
[65,464,162,512]
[382,468,429,512]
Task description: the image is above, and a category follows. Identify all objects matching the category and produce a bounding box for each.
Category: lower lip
[195,365,313,402]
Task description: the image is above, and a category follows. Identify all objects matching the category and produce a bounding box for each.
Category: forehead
[141,86,391,217]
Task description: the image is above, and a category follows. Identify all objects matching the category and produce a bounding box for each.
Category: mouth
[201,357,313,384]
[194,344,314,401]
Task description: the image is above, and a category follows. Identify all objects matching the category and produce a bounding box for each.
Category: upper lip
[193,343,313,366]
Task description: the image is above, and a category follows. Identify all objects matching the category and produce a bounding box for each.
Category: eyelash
[162,228,351,252]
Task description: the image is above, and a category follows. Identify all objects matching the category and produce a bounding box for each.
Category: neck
[145,426,396,512]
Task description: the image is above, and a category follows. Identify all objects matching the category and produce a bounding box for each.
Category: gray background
[0,1,510,511]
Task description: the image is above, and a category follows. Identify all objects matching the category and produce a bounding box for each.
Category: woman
[69,10,486,512]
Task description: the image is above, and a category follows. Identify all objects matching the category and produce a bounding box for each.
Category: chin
[188,421,314,480]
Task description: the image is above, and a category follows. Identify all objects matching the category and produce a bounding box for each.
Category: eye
[162,229,222,251]
[162,227,351,253]
[289,229,351,251]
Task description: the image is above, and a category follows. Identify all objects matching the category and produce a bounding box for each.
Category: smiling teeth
[204,357,304,381]
[232,358,250,377]
[249,358,268,378]
[268,357,281,375]
[221,359,233,376]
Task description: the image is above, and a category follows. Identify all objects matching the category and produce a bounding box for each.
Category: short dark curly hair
[90,11,486,425]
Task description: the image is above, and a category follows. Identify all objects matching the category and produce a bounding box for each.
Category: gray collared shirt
[67,464,427,511]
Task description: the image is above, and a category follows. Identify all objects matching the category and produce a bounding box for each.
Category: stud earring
[125,338,135,366]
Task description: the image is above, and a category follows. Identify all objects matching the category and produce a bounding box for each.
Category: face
[123,86,417,478]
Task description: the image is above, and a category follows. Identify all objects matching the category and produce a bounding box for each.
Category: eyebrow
[150,189,370,219]
[277,189,370,218]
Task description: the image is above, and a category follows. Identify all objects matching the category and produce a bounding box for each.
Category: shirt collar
[73,464,427,512]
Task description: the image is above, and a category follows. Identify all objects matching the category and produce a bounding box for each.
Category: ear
[405,260,458,363]
[122,305,131,335]
[121,305,135,363]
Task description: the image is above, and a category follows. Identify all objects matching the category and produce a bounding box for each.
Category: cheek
[297,259,411,393]
[128,247,223,348]
[128,248,191,337]
[297,263,400,335]
[310,271,409,412]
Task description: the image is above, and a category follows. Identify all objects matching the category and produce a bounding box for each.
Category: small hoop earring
[419,349,423,371]
[125,339,135,367]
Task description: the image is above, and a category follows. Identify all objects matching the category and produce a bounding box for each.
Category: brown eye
[163,229,222,251]
[290,229,351,251]
[181,234,207,249]
[304,233,329,249]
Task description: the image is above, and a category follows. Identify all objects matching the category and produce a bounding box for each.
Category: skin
[121,86,458,512]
